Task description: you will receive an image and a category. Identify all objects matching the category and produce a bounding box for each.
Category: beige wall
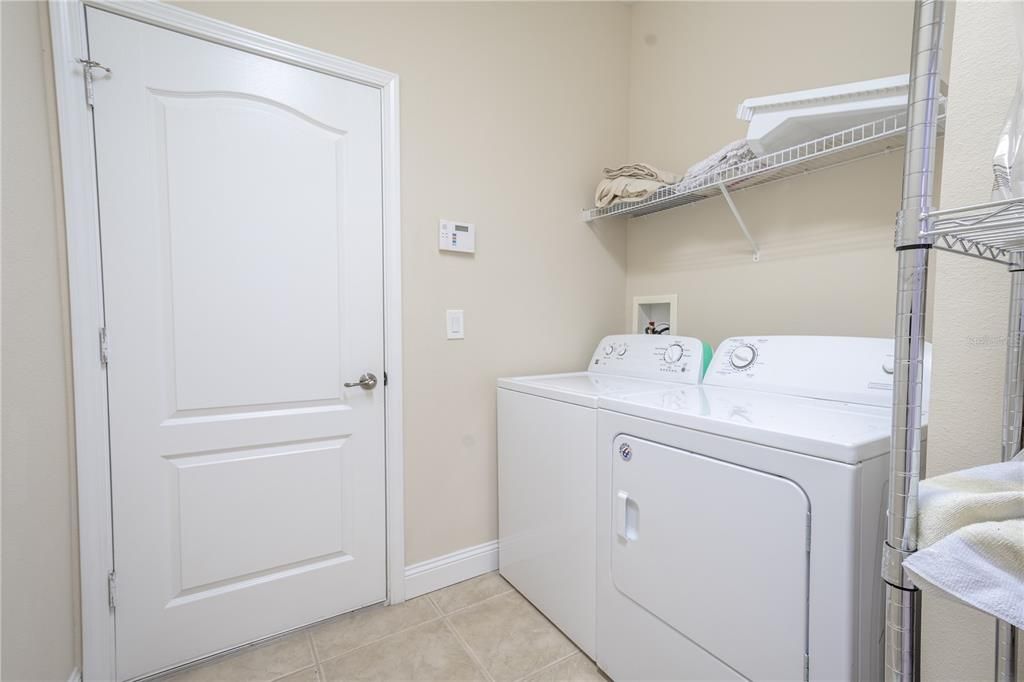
[1,3,80,681]
[926,2,1024,679]
[625,1,915,347]
[172,0,631,566]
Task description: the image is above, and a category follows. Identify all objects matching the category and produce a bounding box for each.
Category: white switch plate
[446,310,465,339]
[439,220,475,253]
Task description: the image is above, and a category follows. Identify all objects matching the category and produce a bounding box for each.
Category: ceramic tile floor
[157,572,607,682]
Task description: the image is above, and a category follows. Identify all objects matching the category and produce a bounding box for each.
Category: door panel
[87,9,386,679]
[611,435,809,681]
[174,441,349,590]
[156,91,347,410]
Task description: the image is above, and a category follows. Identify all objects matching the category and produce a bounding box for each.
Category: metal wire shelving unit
[926,197,1024,264]
[887,1,1020,680]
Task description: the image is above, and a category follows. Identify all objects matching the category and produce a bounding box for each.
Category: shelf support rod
[718,181,760,262]
[996,254,1024,682]
[885,1,946,680]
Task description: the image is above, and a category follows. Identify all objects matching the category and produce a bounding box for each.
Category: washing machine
[498,334,712,658]
[595,336,931,681]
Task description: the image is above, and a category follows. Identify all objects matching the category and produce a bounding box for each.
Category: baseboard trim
[67,667,82,682]
[404,540,499,599]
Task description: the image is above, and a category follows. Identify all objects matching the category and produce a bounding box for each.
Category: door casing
[48,2,405,679]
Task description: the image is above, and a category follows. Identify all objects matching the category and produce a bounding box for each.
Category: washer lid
[600,385,920,464]
[497,372,683,408]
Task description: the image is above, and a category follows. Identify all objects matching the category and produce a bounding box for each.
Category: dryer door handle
[616,490,639,542]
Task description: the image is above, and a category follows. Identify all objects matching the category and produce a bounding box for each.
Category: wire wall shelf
[924,197,1024,266]
[582,111,945,223]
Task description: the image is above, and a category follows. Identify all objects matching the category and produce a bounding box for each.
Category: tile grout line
[436,586,515,618]
[305,631,326,682]
[315,613,447,669]
[269,663,319,682]
[441,615,496,682]
[511,650,580,682]
[306,631,320,666]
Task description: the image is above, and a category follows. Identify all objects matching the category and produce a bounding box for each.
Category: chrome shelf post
[886,1,946,680]
[997,256,1024,682]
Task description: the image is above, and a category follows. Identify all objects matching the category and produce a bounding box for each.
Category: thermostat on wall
[439,220,475,254]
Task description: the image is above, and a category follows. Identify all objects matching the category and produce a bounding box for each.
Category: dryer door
[611,435,810,681]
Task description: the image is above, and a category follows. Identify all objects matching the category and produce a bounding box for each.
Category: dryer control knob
[729,344,757,369]
[664,344,684,363]
[604,344,615,357]
[617,344,628,357]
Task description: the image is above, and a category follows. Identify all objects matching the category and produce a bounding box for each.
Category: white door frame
[48,2,405,679]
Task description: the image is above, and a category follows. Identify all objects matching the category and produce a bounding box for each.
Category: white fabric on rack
[902,458,1024,628]
[683,139,758,181]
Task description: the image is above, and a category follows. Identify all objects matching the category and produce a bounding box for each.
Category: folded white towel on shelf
[594,176,672,208]
[683,139,759,181]
[602,163,681,185]
[902,458,1024,628]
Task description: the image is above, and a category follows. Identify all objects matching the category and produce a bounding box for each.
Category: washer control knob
[729,344,757,370]
[617,344,628,357]
[604,344,615,357]
[882,360,895,375]
[664,343,684,363]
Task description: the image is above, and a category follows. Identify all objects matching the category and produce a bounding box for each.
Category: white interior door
[86,9,386,679]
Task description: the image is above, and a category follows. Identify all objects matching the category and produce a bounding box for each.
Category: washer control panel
[590,334,709,383]
[704,336,933,408]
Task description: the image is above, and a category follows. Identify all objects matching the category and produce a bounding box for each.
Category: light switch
[446,310,465,339]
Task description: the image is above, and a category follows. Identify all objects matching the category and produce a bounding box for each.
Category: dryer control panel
[590,335,711,383]
[704,336,933,408]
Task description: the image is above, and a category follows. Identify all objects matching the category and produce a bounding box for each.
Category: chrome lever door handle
[345,372,378,389]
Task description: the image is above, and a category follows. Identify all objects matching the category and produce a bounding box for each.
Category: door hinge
[107,571,117,610]
[383,371,388,387]
[804,653,809,681]
[76,58,111,109]
[99,327,110,367]
[806,512,812,552]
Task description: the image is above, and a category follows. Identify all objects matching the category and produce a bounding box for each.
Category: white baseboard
[67,668,82,682]
[403,540,499,599]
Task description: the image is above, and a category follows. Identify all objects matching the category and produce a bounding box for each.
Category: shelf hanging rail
[581,110,944,226]
[888,2,1020,681]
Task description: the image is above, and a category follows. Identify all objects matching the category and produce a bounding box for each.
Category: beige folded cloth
[602,163,681,185]
[595,177,671,208]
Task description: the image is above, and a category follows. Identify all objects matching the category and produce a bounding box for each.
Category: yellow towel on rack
[594,177,672,208]
[602,163,681,184]
[902,459,1024,628]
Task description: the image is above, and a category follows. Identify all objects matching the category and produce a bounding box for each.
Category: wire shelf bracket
[718,181,760,262]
